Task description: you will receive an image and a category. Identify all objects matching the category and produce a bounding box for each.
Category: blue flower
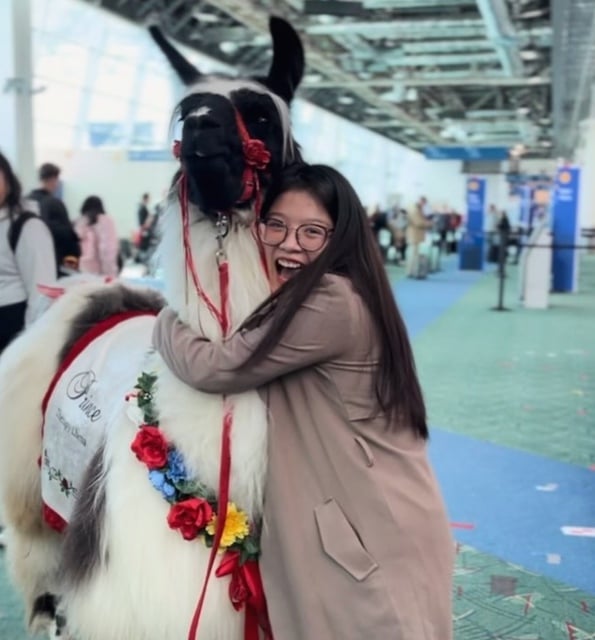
[149,470,176,499]
[166,449,188,483]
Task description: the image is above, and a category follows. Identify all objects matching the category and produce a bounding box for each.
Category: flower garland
[128,372,260,564]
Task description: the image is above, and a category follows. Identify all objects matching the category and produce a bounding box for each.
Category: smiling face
[259,189,334,290]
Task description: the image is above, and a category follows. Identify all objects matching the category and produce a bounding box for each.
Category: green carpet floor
[413,255,595,639]
[415,257,595,468]
[1,256,594,638]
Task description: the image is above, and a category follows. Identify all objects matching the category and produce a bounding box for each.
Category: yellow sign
[558,170,572,184]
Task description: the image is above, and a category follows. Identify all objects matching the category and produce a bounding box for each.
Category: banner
[551,167,580,292]
[459,177,486,270]
[42,315,155,528]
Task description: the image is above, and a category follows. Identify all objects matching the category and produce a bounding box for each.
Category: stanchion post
[492,228,511,312]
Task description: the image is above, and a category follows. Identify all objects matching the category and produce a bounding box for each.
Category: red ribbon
[216,551,271,640]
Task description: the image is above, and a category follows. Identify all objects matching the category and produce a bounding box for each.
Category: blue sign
[127,150,173,162]
[88,122,123,147]
[459,177,486,270]
[551,167,580,292]
[424,146,509,161]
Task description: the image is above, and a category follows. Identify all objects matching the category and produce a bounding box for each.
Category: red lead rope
[180,173,230,336]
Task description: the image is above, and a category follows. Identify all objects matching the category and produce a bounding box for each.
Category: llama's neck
[159,200,270,341]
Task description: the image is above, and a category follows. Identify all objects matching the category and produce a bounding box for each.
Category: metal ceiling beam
[201,0,444,144]
[379,52,500,67]
[476,0,524,76]
[363,0,475,7]
[302,75,550,88]
[304,18,486,38]
[401,33,551,54]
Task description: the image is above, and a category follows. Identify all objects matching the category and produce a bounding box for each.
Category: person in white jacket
[0,151,56,547]
[0,151,56,354]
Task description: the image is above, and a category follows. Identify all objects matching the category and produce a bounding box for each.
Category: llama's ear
[149,26,202,86]
[260,17,304,103]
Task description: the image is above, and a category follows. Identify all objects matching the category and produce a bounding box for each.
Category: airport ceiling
[87,0,595,160]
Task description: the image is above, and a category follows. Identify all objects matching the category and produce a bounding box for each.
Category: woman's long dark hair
[0,152,24,219]
[80,196,105,225]
[243,163,428,438]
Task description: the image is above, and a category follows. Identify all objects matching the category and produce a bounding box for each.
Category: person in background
[28,162,80,275]
[406,196,432,278]
[0,152,56,353]
[74,196,119,278]
[137,192,151,229]
[387,206,408,264]
[153,163,453,639]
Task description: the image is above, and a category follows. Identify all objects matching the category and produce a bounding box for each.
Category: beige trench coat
[406,204,432,246]
[154,275,454,640]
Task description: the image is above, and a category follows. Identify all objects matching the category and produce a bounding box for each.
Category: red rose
[243,139,271,170]
[167,498,213,541]
[130,426,168,469]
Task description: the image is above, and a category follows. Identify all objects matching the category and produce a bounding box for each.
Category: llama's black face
[151,16,304,221]
[176,84,291,216]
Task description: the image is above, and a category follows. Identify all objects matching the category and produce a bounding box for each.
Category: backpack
[8,212,38,253]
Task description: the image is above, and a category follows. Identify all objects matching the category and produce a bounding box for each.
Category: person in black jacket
[28,163,80,276]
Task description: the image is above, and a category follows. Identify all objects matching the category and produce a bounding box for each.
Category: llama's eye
[257,116,269,124]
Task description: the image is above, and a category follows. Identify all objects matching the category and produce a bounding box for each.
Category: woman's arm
[153,275,355,394]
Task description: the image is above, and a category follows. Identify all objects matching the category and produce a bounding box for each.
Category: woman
[75,195,119,277]
[153,164,453,639]
[0,151,56,354]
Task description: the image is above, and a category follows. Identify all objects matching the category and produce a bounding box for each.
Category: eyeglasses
[258,218,333,252]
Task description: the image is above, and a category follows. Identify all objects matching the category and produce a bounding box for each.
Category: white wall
[419,157,558,217]
[418,160,466,212]
[38,148,178,238]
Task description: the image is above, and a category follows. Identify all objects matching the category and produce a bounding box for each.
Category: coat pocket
[314,498,379,582]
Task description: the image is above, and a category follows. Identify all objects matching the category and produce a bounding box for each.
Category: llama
[0,16,304,640]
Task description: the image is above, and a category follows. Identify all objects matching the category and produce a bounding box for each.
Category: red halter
[173,108,272,640]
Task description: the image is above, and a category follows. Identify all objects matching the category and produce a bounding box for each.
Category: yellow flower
[206,502,250,548]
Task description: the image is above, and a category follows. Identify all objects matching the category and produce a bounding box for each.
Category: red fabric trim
[43,504,67,533]
[41,310,156,419]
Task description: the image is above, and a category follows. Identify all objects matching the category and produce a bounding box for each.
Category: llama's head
[150,17,304,222]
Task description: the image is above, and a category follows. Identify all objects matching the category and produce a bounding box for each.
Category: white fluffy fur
[63,198,271,639]
[0,191,271,636]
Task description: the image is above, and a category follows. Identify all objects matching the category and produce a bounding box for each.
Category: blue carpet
[393,256,484,338]
[392,258,595,595]
[429,428,595,595]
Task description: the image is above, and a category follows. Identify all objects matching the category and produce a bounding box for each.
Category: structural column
[578,113,595,234]
[0,0,35,187]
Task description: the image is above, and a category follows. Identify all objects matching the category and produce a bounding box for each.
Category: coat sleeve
[153,276,355,394]
[15,218,58,325]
